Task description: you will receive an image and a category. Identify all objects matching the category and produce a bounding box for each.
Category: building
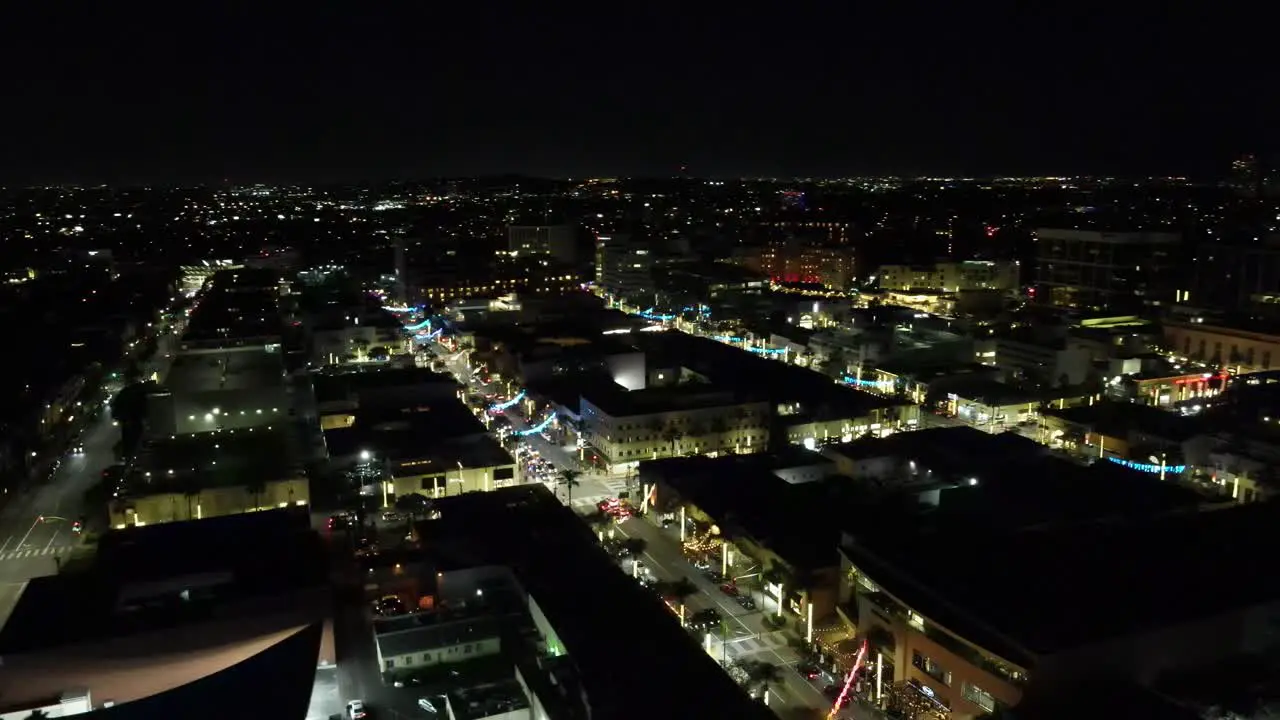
[109,427,309,528]
[148,347,291,435]
[741,241,857,290]
[1189,237,1280,314]
[313,367,461,430]
[839,498,1280,719]
[308,307,406,367]
[580,383,770,472]
[1033,228,1180,310]
[323,403,518,501]
[594,234,653,302]
[507,224,578,264]
[0,508,328,718]
[641,452,844,635]
[878,260,1020,294]
[412,484,773,720]
[989,334,1093,388]
[470,322,646,391]
[1163,319,1280,373]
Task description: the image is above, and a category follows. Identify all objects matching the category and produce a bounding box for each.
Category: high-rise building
[1189,236,1280,313]
[595,234,653,302]
[507,224,578,264]
[1033,228,1180,311]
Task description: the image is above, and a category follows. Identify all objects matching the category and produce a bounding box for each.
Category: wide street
[0,319,181,627]
[420,333,877,718]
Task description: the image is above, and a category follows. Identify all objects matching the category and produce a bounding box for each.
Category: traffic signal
[72,520,83,534]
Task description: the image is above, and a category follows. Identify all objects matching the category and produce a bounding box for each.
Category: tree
[660,577,699,622]
[744,660,783,697]
[559,468,581,506]
[244,476,266,512]
[27,710,50,719]
[394,492,431,518]
[619,536,647,557]
[661,425,683,457]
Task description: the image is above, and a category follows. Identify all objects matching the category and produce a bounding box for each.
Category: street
[0,319,181,627]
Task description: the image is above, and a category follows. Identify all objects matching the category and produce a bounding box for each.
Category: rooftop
[324,406,513,470]
[1045,399,1207,441]
[0,508,325,654]
[313,367,459,406]
[640,453,844,571]
[844,498,1275,662]
[165,348,286,393]
[447,679,531,720]
[129,427,301,492]
[413,485,773,720]
[641,332,903,416]
[581,382,757,418]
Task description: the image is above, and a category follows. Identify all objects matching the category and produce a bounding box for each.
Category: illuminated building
[595,233,653,301]
[1032,229,1179,310]
[507,224,578,264]
[1163,320,1280,373]
[877,260,1019,294]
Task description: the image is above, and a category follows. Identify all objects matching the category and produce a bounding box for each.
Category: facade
[1033,228,1180,310]
[1163,320,1280,373]
[745,243,857,290]
[595,234,653,302]
[580,388,770,471]
[992,337,1092,388]
[1189,238,1280,314]
[109,476,309,528]
[878,260,1019,294]
[507,224,578,264]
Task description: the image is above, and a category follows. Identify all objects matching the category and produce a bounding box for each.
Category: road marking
[44,528,60,551]
[0,546,71,563]
[0,536,11,554]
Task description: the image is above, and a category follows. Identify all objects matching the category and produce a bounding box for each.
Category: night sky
[2,5,1272,183]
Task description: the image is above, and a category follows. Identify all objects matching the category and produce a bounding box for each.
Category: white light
[360,450,372,461]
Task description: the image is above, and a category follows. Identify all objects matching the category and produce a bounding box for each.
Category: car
[417,697,440,713]
[719,583,739,597]
[346,700,368,719]
[736,594,756,610]
[796,662,822,680]
[687,608,722,632]
[374,595,407,616]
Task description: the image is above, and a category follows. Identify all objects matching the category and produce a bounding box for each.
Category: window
[912,650,951,686]
[385,659,394,670]
[962,682,997,713]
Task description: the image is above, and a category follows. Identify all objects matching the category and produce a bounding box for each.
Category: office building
[507,224,578,264]
[594,234,653,302]
[1033,229,1180,310]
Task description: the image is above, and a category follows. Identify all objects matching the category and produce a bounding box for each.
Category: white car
[418,697,438,713]
[346,700,367,719]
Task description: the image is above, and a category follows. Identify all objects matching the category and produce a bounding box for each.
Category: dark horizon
[2,6,1273,184]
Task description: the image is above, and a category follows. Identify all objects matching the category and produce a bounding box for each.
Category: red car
[719,583,739,597]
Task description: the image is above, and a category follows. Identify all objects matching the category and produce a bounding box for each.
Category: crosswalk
[722,631,789,660]
[0,546,73,563]
[570,493,612,510]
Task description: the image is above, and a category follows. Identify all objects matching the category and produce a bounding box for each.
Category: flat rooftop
[0,508,325,654]
[447,679,530,720]
[165,349,286,393]
[130,427,301,491]
[313,367,458,405]
[1046,399,1206,441]
[413,485,773,720]
[844,499,1279,663]
[581,382,755,417]
[641,453,843,572]
[641,332,902,416]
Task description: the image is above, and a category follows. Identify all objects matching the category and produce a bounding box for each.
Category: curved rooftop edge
[87,621,321,719]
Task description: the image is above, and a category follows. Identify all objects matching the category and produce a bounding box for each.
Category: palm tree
[245,477,266,512]
[559,468,581,506]
[27,710,50,719]
[660,425,683,457]
[745,660,783,698]
[663,577,698,625]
